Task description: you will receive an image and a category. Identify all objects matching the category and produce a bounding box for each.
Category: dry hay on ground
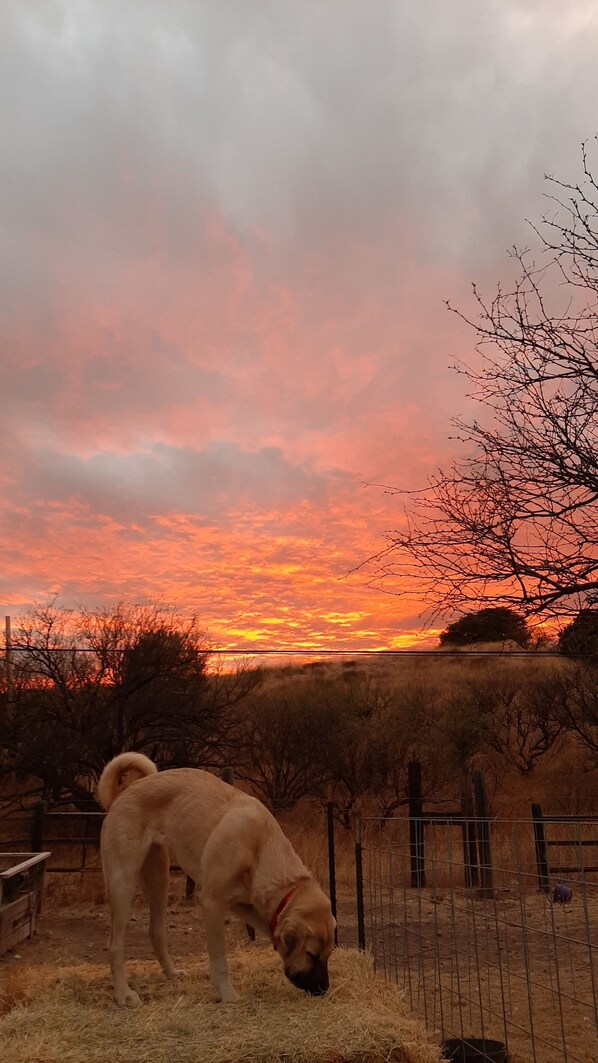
[1,945,442,1063]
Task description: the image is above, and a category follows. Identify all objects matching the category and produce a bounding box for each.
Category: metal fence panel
[361,814,598,1063]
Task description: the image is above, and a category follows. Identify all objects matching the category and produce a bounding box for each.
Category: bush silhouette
[439,607,530,647]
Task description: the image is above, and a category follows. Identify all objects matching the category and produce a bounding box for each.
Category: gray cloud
[4,338,227,415]
[3,1,598,270]
[20,441,352,523]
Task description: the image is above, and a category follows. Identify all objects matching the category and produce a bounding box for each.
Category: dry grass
[283,648,565,692]
[0,946,443,1063]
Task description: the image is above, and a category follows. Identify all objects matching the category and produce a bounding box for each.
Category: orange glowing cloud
[0,197,474,650]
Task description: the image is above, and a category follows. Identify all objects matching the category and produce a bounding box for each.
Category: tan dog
[97,753,335,1006]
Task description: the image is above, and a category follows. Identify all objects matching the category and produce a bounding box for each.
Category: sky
[2,0,598,653]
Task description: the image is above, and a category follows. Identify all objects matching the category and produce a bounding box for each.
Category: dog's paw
[118,988,141,1008]
[170,966,187,978]
[216,986,240,1004]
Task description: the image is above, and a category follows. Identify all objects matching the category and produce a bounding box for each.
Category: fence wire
[361,814,598,1063]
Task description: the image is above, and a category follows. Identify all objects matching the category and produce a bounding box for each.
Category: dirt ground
[2,873,251,979]
[364,885,598,1063]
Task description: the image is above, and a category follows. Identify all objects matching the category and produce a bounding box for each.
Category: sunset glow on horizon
[3,2,598,651]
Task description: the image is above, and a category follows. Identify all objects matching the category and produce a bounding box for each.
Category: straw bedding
[1,945,442,1063]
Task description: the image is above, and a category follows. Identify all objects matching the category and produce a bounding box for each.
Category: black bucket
[441,1037,507,1063]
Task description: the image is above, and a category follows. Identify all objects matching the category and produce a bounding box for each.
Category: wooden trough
[0,852,51,956]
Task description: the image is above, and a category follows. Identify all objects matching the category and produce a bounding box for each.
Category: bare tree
[549,663,598,767]
[483,669,567,776]
[367,141,598,622]
[1,600,256,808]
[237,683,331,809]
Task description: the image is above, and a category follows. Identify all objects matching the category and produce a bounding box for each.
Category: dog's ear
[281,927,298,957]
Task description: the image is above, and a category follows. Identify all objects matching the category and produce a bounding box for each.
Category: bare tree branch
[365,140,598,622]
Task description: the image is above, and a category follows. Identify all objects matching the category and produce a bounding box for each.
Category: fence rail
[0,804,104,873]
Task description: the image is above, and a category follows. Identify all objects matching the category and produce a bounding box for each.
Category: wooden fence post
[460,788,479,888]
[472,769,494,898]
[408,760,425,888]
[531,802,550,892]
[31,800,47,853]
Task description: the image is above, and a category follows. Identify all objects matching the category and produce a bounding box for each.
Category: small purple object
[553,882,573,904]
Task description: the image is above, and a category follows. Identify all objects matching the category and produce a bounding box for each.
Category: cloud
[17,441,350,523]
[4,2,598,267]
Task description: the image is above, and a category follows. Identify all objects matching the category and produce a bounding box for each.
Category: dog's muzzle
[286,961,329,996]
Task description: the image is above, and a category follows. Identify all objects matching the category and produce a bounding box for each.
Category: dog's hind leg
[106,868,141,1008]
[141,844,186,979]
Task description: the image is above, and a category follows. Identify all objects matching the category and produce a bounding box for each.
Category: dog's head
[272,880,336,996]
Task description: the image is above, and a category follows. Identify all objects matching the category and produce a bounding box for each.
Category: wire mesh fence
[361,812,598,1063]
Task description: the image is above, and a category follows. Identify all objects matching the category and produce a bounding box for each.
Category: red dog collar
[269,886,298,939]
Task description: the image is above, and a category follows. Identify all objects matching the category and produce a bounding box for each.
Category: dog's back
[96,751,158,811]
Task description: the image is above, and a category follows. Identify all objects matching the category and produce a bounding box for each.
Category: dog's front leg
[202,896,239,1003]
[231,902,269,937]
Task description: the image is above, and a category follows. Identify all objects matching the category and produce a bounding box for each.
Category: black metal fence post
[326,801,338,945]
[355,814,366,951]
[218,766,255,941]
[184,767,236,899]
[408,760,425,888]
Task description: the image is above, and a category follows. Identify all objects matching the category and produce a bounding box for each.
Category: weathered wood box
[0,852,51,955]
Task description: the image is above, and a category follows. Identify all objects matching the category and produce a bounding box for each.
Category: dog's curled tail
[96,752,158,811]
